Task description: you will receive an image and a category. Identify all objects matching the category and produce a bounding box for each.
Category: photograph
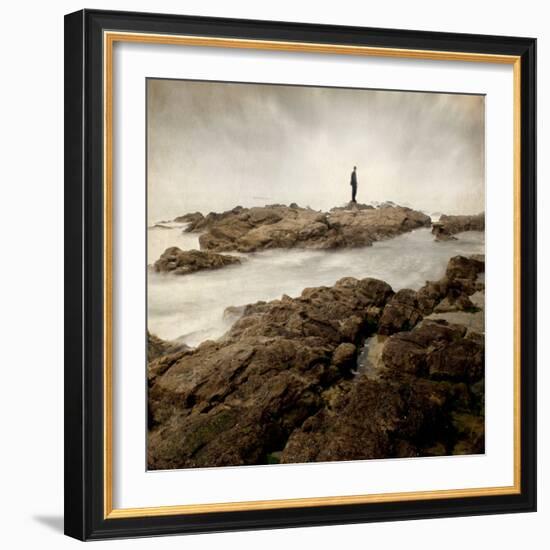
[146,78,487,470]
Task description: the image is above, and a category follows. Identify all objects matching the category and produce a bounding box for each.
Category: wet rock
[279,375,465,463]
[446,255,485,281]
[148,277,394,469]
[378,288,423,335]
[416,279,448,315]
[332,343,357,368]
[153,247,241,275]
[433,294,475,313]
[432,213,484,241]
[428,333,484,382]
[147,331,188,362]
[148,254,484,469]
[279,255,486,465]
[173,212,204,226]
[382,320,468,377]
[416,254,485,316]
[175,204,431,252]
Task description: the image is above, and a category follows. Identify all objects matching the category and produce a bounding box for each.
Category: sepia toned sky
[147,78,484,223]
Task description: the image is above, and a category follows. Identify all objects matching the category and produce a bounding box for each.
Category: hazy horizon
[147,79,485,224]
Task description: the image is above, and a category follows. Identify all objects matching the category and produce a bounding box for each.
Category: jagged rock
[416,279,448,315]
[432,213,484,241]
[153,247,241,275]
[415,254,485,316]
[147,347,190,384]
[332,343,357,368]
[378,288,423,335]
[173,212,205,225]
[446,255,485,281]
[147,332,190,386]
[147,331,188,362]
[148,332,170,362]
[147,254,485,469]
[381,320,465,376]
[433,294,474,313]
[174,204,431,252]
[378,254,484,333]
[428,332,484,382]
[279,375,469,463]
[148,277,394,469]
[381,319,483,383]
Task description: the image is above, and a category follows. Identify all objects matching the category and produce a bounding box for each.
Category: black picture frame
[64,8,537,541]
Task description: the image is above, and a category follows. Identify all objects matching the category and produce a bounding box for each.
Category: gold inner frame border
[102,30,522,519]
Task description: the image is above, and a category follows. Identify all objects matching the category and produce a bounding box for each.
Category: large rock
[378,288,423,335]
[378,254,485,333]
[280,256,485,464]
[432,213,484,241]
[147,277,394,469]
[153,247,241,275]
[175,204,431,252]
[147,254,485,469]
[281,314,485,464]
[279,374,474,463]
[381,319,483,382]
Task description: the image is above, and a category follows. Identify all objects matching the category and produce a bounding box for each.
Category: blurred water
[147,222,200,263]
[147,227,484,346]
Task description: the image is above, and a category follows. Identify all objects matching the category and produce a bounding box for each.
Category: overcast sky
[147,78,484,223]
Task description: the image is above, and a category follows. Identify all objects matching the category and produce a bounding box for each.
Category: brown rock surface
[148,277,394,469]
[153,247,241,275]
[279,374,475,463]
[378,288,423,335]
[281,254,486,463]
[147,331,189,362]
[147,254,485,469]
[176,204,431,252]
[432,213,484,241]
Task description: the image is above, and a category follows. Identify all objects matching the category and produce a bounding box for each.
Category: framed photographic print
[64,9,537,541]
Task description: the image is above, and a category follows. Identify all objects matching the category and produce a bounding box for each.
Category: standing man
[350,166,358,203]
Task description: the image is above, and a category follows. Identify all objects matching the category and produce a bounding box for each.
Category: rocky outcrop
[153,247,241,275]
[279,371,479,462]
[377,288,423,335]
[177,204,431,253]
[147,332,189,364]
[377,255,484,335]
[147,277,394,469]
[281,314,484,463]
[432,213,484,241]
[148,254,485,469]
[280,256,485,464]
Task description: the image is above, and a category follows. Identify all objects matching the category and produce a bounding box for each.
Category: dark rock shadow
[33,515,64,533]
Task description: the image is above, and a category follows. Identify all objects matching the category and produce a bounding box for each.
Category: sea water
[147,226,484,347]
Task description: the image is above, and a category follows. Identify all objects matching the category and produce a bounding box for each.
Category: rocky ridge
[176,203,431,253]
[148,254,485,469]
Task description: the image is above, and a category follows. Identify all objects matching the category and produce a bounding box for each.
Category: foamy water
[147,226,484,346]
